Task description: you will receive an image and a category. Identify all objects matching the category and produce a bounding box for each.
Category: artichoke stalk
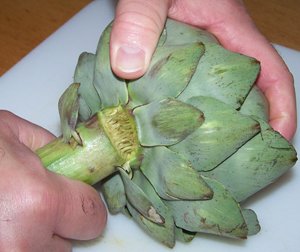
[37,19,297,248]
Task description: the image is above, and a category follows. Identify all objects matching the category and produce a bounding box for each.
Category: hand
[110,0,297,140]
[0,111,107,251]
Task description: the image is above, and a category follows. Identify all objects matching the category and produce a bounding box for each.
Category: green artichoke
[37,19,297,248]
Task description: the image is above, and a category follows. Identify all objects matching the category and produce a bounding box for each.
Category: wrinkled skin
[0,111,107,251]
[110,0,297,141]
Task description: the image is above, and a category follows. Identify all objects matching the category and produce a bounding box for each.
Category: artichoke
[37,19,297,248]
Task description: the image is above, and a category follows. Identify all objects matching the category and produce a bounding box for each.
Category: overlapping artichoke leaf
[101,173,126,214]
[58,82,81,144]
[133,98,204,146]
[140,146,213,200]
[74,52,101,121]
[119,168,165,225]
[175,227,196,243]
[241,209,261,235]
[240,85,269,121]
[165,177,259,239]
[93,22,128,108]
[203,119,297,202]
[157,27,167,46]
[128,42,205,108]
[178,42,260,109]
[170,96,261,172]
[157,18,260,110]
[163,19,219,46]
[126,170,176,248]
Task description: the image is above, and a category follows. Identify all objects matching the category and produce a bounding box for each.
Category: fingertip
[270,117,297,142]
[110,21,152,80]
[110,42,148,79]
[110,0,169,80]
[79,183,108,239]
[76,182,108,240]
[53,176,107,241]
[92,189,108,238]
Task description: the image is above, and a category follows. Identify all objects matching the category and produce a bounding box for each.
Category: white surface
[0,1,299,251]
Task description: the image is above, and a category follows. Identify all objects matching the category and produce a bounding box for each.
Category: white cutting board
[1,1,300,251]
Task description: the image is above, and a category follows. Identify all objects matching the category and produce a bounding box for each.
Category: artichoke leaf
[126,170,176,248]
[93,23,128,108]
[175,227,196,243]
[141,146,213,200]
[58,82,81,144]
[128,42,205,108]
[165,177,249,239]
[240,86,269,121]
[157,27,167,47]
[241,209,260,236]
[119,168,165,225]
[204,119,297,202]
[74,52,101,121]
[178,43,260,109]
[134,98,204,146]
[101,173,126,214]
[164,19,218,46]
[170,96,260,171]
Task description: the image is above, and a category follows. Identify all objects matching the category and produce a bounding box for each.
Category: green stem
[37,106,141,185]
[37,116,125,185]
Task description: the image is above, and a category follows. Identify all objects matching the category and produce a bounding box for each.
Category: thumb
[50,173,107,240]
[110,0,170,79]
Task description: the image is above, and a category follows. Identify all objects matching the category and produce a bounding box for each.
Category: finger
[169,0,297,140]
[208,3,296,140]
[51,173,107,240]
[210,10,297,140]
[0,110,55,150]
[263,70,296,141]
[110,0,170,79]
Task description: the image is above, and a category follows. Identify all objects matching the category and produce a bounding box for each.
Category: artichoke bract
[37,19,297,248]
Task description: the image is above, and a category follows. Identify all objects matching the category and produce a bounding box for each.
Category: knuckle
[0,110,14,120]
[25,183,57,218]
[13,177,58,221]
[0,110,14,131]
[115,13,161,41]
[116,0,167,36]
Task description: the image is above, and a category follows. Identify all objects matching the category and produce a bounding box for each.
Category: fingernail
[115,45,146,73]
